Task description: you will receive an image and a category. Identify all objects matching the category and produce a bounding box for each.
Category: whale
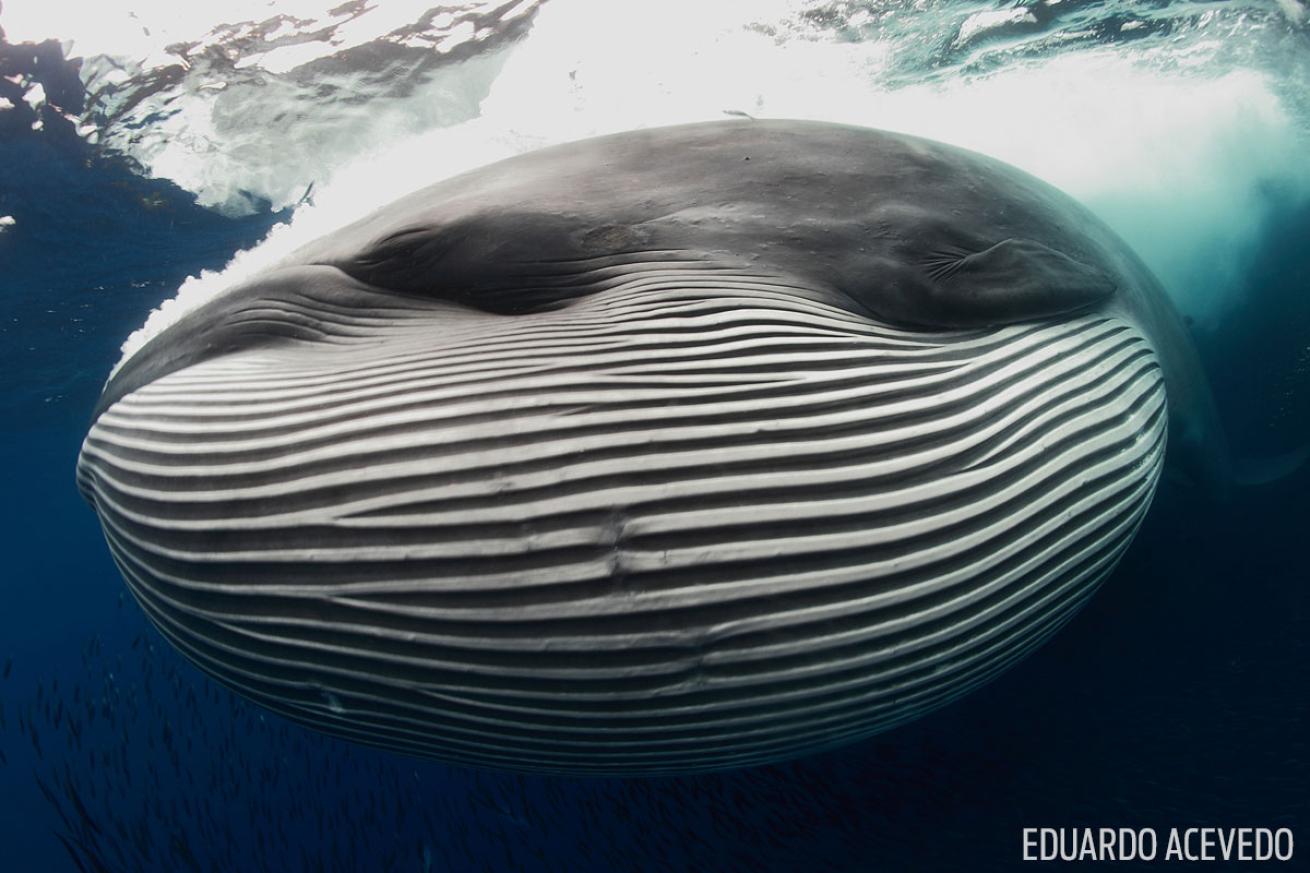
[75,119,1219,775]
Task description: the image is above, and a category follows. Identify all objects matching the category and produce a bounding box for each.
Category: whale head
[77,120,1203,774]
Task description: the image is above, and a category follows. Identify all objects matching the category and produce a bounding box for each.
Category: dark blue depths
[1,43,1307,873]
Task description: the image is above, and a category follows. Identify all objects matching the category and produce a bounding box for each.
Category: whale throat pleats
[76,275,1166,775]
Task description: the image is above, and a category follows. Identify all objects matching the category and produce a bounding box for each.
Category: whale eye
[353,226,452,275]
[918,237,1116,325]
[334,211,615,315]
[337,222,470,302]
[850,197,1121,331]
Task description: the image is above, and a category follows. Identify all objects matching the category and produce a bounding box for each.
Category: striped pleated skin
[77,264,1167,775]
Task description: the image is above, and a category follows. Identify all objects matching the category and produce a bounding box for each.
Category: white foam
[1,0,425,65]
[955,8,1038,48]
[21,82,46,111]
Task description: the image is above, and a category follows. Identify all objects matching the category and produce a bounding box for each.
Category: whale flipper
[1233,442,1310,487]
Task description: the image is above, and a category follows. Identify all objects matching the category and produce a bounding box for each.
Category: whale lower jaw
[76,278,1166,775]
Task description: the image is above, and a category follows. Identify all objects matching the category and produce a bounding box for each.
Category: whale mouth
[76,270,1165,775]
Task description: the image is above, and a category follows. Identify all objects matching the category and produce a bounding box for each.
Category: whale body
[76,120,1215,775]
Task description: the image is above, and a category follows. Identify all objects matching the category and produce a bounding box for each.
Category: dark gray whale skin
[78,120,1218,774]
[93,119,1223,485]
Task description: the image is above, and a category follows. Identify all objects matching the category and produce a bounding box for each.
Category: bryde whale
[76,120,1219,774]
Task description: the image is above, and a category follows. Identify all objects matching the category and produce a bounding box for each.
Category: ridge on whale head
[79,120,1220,774]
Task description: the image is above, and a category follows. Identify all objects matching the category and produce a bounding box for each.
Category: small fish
[2,656,11,679]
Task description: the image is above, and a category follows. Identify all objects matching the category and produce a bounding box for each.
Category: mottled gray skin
[95,120,1229,490]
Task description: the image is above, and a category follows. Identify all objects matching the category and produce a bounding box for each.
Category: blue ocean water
[1,1,1308,870]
